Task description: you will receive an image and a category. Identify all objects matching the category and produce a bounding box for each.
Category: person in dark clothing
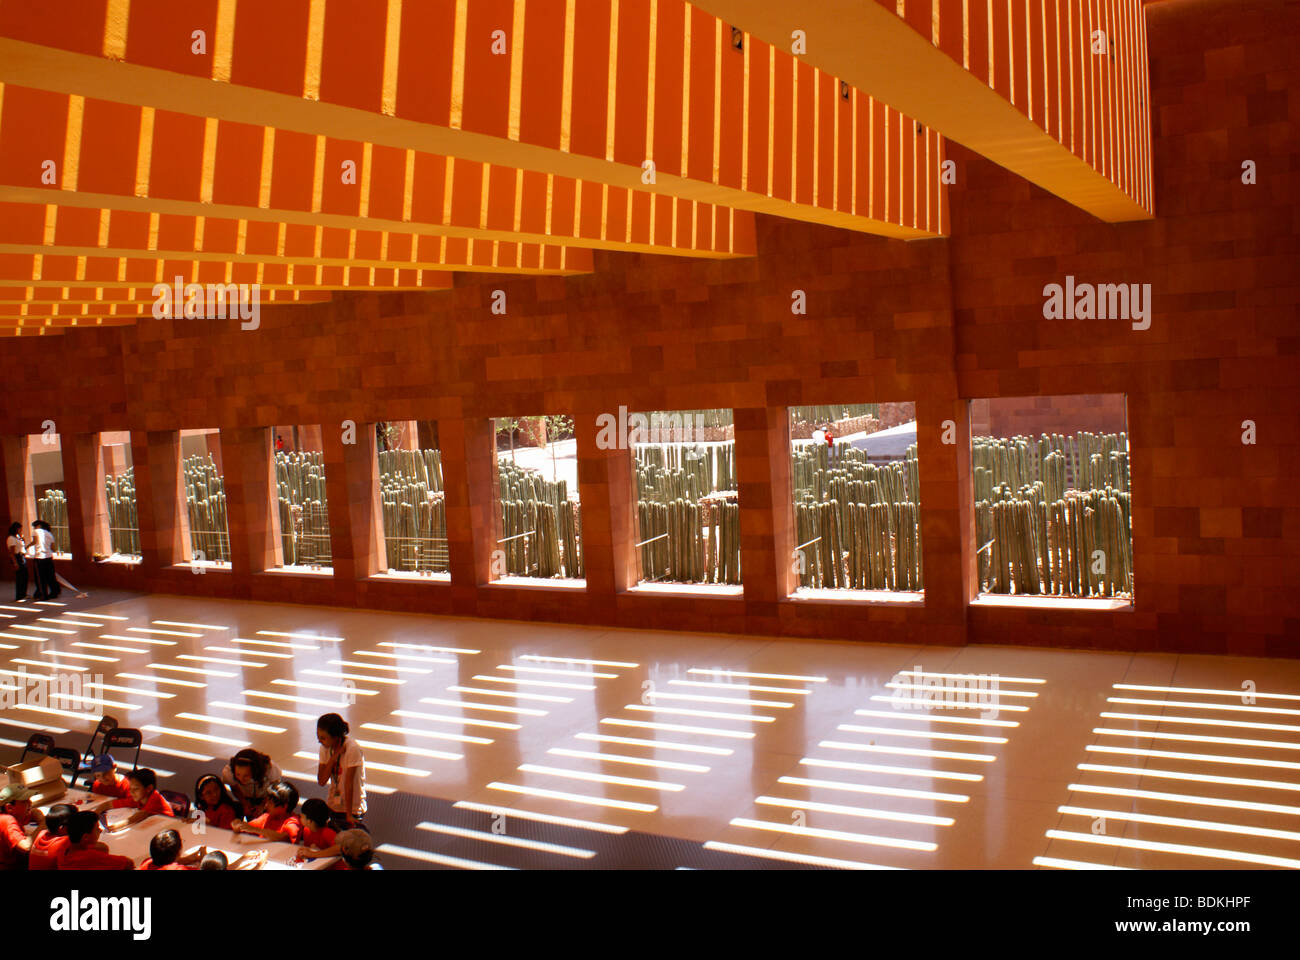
[5,523,28,602]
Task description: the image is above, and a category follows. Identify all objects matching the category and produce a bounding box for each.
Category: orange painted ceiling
[0,0,1150,337]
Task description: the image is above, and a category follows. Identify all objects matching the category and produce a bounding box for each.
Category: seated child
[198,850,228,871]
[110,768,174,828]
[194,774,240,831]
[232,780,300,843]
[294,797,340,863]
[28,803,76,870]
[56,811,134,870]
[139,829,204,870]
[87,754,130,800]
[336,829,382,870]
[0,784,45,870]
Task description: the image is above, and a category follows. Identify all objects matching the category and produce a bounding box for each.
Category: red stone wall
[0,0,1296,656]
[970,394,1129,438]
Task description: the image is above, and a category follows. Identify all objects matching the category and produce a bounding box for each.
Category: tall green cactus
[103,467,140,557]
[787,439,924,592]
[973,431,1133,598]
[494,457,583,579]
[36,488,71,554]
[378,447,447,573]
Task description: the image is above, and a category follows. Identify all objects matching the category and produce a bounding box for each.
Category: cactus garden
[634,441,741,584]
[104,467,140,557]
[974,432,1132,598]
[184,454,230,563]
[275,450,332,567]
[35,488,71,554]
[791,441,924,591]
[496,459,583,578]
[378,447,448,574]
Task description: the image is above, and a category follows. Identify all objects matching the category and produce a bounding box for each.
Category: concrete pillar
[324,423,383,580]
[133,431,187,571]
[734,407,795,630]
[442,417,496,607]
[62,433,108,573]
[223,427,278,575]
[0,435,35,536]
[574,409,636,609]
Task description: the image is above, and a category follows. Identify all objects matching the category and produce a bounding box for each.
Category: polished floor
[1,591,1297,870]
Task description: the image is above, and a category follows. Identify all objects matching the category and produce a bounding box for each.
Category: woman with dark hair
[316,713,367,831]
[5,523,28,602]
[219,749,283,818]
[194,774,242,830]
[31,520,59,600]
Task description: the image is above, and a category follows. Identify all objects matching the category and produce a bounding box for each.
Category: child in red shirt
[110,768,174,828]
[294,797,341,864]
[194,774,240,831]
[233,780,301,843]
[0,784,44,870]
[28,803,75,870]
[88,754,130,800]
[56,811,133,871]
[138,829,204,870]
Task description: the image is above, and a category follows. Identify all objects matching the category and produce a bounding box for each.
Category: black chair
[49,746,82,784]
[159,789,191,819]
[19,733,55,763]
[102,727,143,772]
[75,715,119,787]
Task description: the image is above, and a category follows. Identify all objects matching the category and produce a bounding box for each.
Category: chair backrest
[78,716,120,786]
[158,790,191,819]
[103,727,143,771]
[20,733,56,762]
[49,746,81,782]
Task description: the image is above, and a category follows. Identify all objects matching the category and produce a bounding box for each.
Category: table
[33,786,113,816]
[101,808,339,870]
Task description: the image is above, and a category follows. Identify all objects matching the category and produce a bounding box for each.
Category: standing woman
[316,713,367,832]
[33,521,60,600]
[5,523,28,602]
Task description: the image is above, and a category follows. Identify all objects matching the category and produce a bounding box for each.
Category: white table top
[102,808,338,871]
[33,785,113,816]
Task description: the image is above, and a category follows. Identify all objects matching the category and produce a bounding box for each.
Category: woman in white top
[31,520,59,600]
[6,523,28,601]
[220,748,284,818]
[316,712,367,830]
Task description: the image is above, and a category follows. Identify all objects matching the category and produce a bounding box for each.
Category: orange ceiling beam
[0,251,456,292]
[0,286,330,306]
[0,202,591,276]
[0,86,716,261]
[0,0,945,240]
[690,0,1152,220]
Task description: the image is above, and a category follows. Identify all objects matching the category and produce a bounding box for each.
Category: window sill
[262,565,334,577]
[485,576,587,590]
[787,588,925,606]
[98,555,142,566]
[172,561,232,573]
[626,582,744,599]
[370,570,451,583]
[971,594,1134,612]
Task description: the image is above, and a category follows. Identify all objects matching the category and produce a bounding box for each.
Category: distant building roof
[848,420,917,460]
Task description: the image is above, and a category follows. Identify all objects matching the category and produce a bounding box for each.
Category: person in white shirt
[316,712,367,831]
[6,523,28,601]
[31,521,60,600]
